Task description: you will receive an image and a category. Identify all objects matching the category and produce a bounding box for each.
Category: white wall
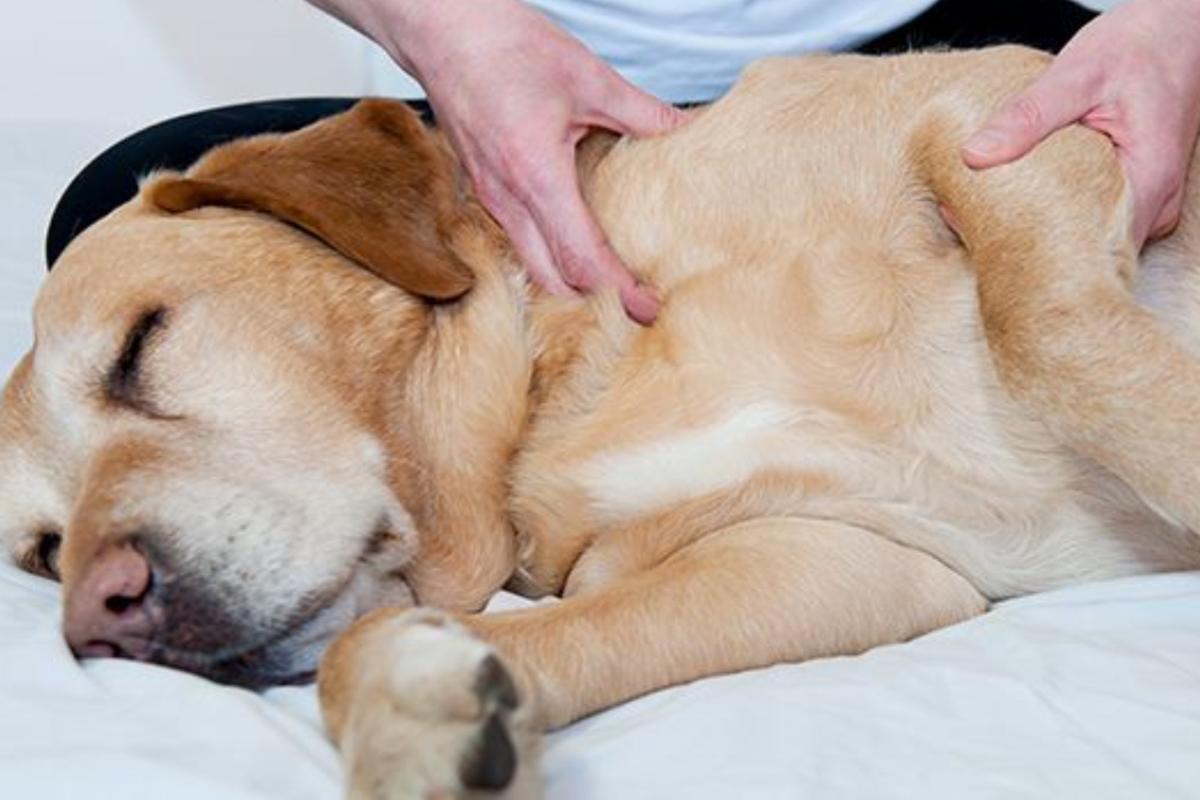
[0,0,421,132]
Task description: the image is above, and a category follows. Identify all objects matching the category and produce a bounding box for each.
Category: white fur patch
[577,401,840,519]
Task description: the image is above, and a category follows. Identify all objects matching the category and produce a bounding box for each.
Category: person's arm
[306,0,690,323]
[963,0,1200,245]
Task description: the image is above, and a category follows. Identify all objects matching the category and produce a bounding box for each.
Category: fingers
[962,66,1095,169]
[964,70,1189,246]
[596,78,693,139]
[472,139,659,322]
[484,183,577,298]
[519,147,660,323]
[1119,141,1187,243]
[1150,191,1184,241]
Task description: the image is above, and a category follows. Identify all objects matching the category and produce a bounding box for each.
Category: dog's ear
[147,99,474,301]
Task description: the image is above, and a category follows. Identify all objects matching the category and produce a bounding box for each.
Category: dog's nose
[63,541,158,660]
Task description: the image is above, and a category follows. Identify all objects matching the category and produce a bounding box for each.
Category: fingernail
[963,129,1004,158]
[622,284,660,325]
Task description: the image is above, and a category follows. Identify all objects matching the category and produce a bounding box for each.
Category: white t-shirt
[530,0,938,101]
[369,0,938,102]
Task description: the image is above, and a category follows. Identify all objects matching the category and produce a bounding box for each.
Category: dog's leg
[918,114,1200,534]
[319,517,986,798]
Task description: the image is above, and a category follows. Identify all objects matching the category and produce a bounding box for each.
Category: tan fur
[2,46,1200,796]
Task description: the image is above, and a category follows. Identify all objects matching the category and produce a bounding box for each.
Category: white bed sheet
[1,121,1198,800]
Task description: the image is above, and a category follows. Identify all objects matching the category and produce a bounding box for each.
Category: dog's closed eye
[104,306,171,417]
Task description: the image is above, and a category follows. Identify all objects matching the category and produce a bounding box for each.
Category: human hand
[369,0,689,323]
[962,0,1200,245]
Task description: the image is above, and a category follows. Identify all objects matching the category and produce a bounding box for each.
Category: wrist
[358,0,474,82]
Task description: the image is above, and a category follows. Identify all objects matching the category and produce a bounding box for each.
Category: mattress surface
[1,121,1197,800]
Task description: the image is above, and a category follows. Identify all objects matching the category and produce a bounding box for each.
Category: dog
[1,45,1199,798]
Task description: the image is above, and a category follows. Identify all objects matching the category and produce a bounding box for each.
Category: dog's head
[0,100,522,687]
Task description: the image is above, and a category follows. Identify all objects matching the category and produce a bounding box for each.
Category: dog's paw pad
[459,712,518,791]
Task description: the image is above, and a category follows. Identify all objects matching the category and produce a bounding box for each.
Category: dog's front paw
[340,610,539,800]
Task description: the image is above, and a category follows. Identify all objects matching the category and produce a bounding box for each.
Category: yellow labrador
[1,46,1198,798]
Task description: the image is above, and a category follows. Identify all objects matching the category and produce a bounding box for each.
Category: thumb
[599,79,692,139]
[962,73,1092,169]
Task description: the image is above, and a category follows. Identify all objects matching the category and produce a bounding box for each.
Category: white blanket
[2,562,1197,799]
[1,121,1197,800]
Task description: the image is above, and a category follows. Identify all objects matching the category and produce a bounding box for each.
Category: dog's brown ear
[148,99,474,301]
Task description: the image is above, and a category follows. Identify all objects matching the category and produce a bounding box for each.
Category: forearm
[303,0,467,78]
